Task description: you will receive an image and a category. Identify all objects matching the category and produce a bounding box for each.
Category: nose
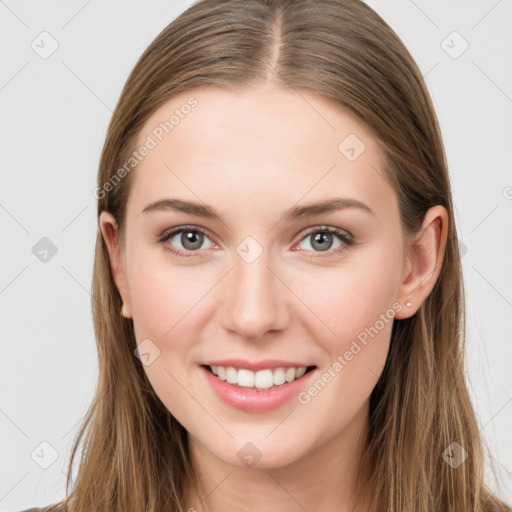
[220,246,290,340]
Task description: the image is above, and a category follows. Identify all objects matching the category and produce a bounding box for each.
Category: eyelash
[158,225,355,259]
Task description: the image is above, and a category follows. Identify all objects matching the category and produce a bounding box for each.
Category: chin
[205,434,312,470]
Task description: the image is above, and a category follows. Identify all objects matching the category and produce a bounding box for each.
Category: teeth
[285,367,296,382]
[225,366,237,384]
[254,369,273,389]
[295,366,306,378]
[209,365,309,389]
[273,367,286,385]
[238,368,255,387]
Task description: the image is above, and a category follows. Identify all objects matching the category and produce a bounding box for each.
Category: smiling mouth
[202,364,316,390]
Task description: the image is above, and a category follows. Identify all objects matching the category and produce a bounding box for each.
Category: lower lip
[200,365,316,412]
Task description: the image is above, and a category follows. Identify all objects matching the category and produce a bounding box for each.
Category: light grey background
[1,0,511,509]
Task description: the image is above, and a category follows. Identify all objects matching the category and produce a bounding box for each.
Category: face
[100,84,431,470]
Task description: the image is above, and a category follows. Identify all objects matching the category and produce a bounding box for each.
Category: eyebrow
[141,197,374,221]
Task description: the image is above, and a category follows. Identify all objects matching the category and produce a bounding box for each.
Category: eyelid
[296,225,353,243]
[159,224,214,239]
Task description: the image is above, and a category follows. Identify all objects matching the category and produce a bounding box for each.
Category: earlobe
[394,205,448,319]
[98,211,133,318]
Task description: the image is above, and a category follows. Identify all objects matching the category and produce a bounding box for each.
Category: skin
[100,83,448,512]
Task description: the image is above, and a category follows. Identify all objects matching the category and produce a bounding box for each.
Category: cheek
[293,265,397,435]
[128,254,213,342]
[297,253,401,351]
[127,258,216,414]
[127,259,209,427]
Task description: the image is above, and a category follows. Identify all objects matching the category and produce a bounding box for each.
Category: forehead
[127,84,397,222]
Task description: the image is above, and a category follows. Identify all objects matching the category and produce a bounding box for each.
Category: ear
[99,210,132,318]
[394,205,448,320]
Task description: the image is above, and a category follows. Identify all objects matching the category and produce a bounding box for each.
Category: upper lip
[202,359,314,371]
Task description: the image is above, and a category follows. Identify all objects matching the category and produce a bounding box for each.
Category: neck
[183,402,372,512]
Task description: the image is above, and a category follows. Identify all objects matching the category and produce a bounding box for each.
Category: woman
[23,0,511,510]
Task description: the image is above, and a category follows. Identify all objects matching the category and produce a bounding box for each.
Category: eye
[158,225,354,258]
[294,226,354,257]
[159,226,215,257]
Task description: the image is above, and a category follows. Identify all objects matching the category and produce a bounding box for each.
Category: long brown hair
[44,0,511,510]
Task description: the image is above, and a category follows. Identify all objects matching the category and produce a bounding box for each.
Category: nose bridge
[221,240,287,339]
